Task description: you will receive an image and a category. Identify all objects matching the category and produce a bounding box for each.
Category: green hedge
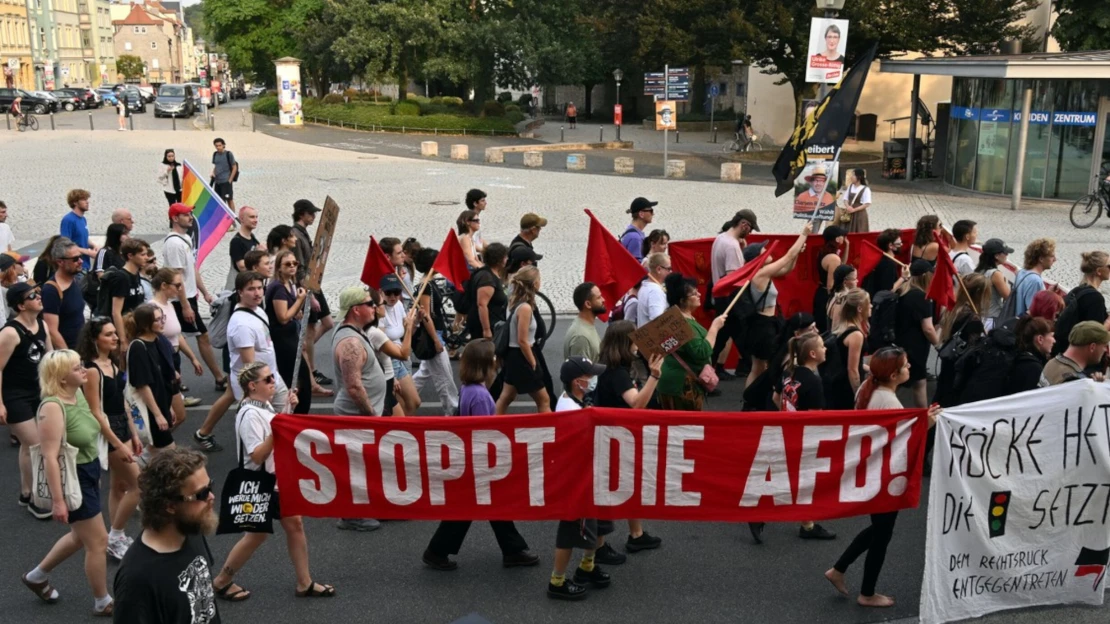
[252,95,279,116]
[506,110,526,124]
[393,100,422,116]
[253,95,517,133]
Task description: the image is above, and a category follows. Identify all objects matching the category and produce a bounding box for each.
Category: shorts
[555,519,613,550]
[392,359,410,380]
[107,412,132,452]
[150,413,176,449]
[4,396,38,425]
[384,378,398,416]
[308,291,331,324]
[568,116,577,124]
[742,314,782,361]
[504,348,544,394]
[172,297,208,335]
[68,461,102,524]
[214,181,234,201]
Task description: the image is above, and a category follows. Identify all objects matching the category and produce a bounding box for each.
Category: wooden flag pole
[396,268,416,299]
[954,272,978,316]
[885,253,908,268]
[412,269,436,303]
[721,281,751,318]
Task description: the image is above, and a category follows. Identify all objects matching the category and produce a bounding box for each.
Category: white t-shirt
[367,327,394,381]
[950,249,975,276]
[711,231,744,284]
[235,401,275,474]
[636,281,667,328]
[0,223,15,251]
[227,306,287,400]
[380,301,405,345]
[847,184,872,206]
[555,393,584,412]
[151,299,182,348]
[162,232,197,299]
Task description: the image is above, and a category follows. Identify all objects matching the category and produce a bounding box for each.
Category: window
[150,41,156,50]
[124,41,131,51]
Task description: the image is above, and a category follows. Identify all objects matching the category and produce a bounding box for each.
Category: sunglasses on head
[173,482,214,502]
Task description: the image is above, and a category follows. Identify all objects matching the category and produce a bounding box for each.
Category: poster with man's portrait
[792,161,839,220]
[807,18,849,84]
[655,100,676,131]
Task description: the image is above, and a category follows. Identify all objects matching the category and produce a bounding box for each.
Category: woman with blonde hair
[1051,250,1110,354]
[21,349,114,615]
[825,288,870,410]
[496,266,551,413]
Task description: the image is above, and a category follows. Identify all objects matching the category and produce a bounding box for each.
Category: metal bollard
[129,115,134,131]
[676,130,680,144]
[89,112,94,130]
[339,120,344,128]
[599,126,603,142]
[172,113,176,131]
[713,126,717,143]
[5,114,9,130]
[211,114,215,131]
[560,125,564,142]
[50,113,55,130]
[251,113,255,132]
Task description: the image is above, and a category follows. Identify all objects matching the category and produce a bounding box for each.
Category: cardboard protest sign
[631,306,696,358]
[303,196,338,291]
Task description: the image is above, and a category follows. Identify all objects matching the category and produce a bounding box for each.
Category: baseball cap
[520,213,548,230]
[1069,321,1110,346]
[742,241,767,263]
[0,253,17,272]
[560,356,607,385]
[6,283,36,310]
[629,197,659,214]
[982,238,1014,256]
[734,209,760,232]
[337,286,370,318]
[293,199,321,217]
[168,203,193,219]
[509,245,544,266]
[380,274,403,293]
[910,259,934,277]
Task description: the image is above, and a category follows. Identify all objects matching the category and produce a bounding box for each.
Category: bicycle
[15,112,38,132]
[1068,175,1110,229]
[723,132,762,153]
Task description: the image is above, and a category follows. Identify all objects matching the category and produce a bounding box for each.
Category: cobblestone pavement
[0,130,1099,313]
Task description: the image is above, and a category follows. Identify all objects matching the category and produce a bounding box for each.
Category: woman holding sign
[657,272,725,411]
[211,362,337,602]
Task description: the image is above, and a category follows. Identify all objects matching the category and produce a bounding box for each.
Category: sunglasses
[384,290,402,297]
[64,255,83,262]
[469,218,480,223]
[260,374,276,384]
[355,301,379,310]
[174,482,214,502]
[154,315,166,323]
[22,292,41,302]
[283,261,299,267]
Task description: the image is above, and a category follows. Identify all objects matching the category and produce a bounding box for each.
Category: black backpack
[728,283,770,325]
[867,290,899,352]
[1051,284,1102,356]
[458,266,493,316]
[94,267,124,317]
[819,327,859,386]
[953,328,1018,405]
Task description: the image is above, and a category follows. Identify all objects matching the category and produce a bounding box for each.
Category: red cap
[168,203,193,219]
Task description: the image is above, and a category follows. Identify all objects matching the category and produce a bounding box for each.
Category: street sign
[709,83,720,97]
[7,58,18,70]
[644,67,690,101]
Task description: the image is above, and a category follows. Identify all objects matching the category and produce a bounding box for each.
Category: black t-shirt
[32,260,52,285]
[595,365,636,408]
[1074,286,1108,324]
[128,339,172,417]
[94,248,125,274]
[781,367,825,411]
[866,256,900,297]
[895,288,933,361]
[113,533,221,624]
[466,268,507,336]
[229,233,259,271]
[41,278,86,349]
[100,267,145,317]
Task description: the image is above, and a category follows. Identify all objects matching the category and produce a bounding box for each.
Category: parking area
[4,97,254,132]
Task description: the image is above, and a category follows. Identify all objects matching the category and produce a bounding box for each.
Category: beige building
[111,2,176,82]
[53,0,87,85]
[0,0,33,89]
[85,0,114,85]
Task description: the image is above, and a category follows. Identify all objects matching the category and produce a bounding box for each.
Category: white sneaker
[107,534,130,560]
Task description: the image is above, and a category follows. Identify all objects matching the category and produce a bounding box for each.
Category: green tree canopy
[1053,0,1110,51]
[116,55,145,80]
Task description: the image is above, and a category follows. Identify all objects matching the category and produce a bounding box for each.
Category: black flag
[773,43,879,196]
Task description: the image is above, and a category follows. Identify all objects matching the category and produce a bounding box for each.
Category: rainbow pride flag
[180,159,237,268]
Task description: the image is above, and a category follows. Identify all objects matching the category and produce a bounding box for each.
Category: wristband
[650,373,661,380]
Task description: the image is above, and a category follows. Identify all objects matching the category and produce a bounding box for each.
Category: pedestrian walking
[96,238,150,347]
[125,304,178,452]
[41,237,88,350]
[0,200,15,252]
[1012,238,1056,320]
[566,101,577,129]
[1011,316,1054,393]
[456,209,483,270]
[863,229,906,297]
[910,215,941,267]
[266,250,313,415]
[495,266,550,414]
[508,214,546,274]
[464,189,487,255]
[824,288,869,410]
[411,249,459,414]
[813,226,846,332]
[564,282,605,363]
[210,138,238,212]
[1051,251,1110,355]
[895,260,940,408]
[1043,321,1110,385]
[948,220,978,276]
[974,238,1013,330]
[641,229,670,268]
[657,272,725,411]
[466,242,509,341]
[710,210,758,376]
[935,274,988,407]
[378,274,421,415]
[117,91,128,131]
[620,198,657,262]
[158,148,183,205]
[60,189,97,271]
[636,253,671,328]
[226,206,261,291]
[150,268,205,412]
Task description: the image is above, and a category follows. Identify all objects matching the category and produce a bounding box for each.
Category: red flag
[712,241,778,298]
[856,239,886,283]
[583,209,648,321]
[926,231,957,310]
[431,230,472,289]
[360,236,395,289]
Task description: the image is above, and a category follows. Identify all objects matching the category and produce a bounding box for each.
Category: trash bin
[883,140,907,179]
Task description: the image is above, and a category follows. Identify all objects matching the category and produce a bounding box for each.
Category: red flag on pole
[361,236,395,289]
[432,230,472,289]
[712,241,778,298]
[856,239,886,283]
[583,209,648,321]
[926,231,957,310]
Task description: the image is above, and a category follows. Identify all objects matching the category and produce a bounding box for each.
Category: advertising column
[274,56,303,127]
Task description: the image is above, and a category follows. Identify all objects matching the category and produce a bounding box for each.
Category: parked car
[216,89,228,104]
[153,84,196,118]
[184,82,204,106]
[247,86,265,97]
[119,88,147,113]
[0,88,55,114]
[48,90,83,111]
[55,88,97,109]
[31,91,62,112]
[96,88,119,106]
[135,85,155,102]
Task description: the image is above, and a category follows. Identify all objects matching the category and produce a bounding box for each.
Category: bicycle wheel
[749,140,763,152]
[17,119,25,132]
[1069,194,1102,229]
[28,116,38,131]
[534,291,557,348]
[722,140,739,153]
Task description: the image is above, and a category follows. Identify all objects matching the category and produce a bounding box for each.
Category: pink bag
[697,364,720,392]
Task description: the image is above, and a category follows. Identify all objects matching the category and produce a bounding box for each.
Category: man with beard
[565,282,606,363]
[114,448,221,623]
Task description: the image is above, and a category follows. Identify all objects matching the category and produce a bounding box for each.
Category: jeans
[412,332,458,413]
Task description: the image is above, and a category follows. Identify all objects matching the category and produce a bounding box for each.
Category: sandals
[296,580,336,598]
[21,573,59,603]
[214,378,229,392]
[214,582,251,602]
[93,601,114,617]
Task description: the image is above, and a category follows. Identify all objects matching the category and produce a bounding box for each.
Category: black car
[50,89,86,111]
[0,88,54,115]
[119,88,147,113]
[230,86,246,100]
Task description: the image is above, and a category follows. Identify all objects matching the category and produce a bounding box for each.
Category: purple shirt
[620,225,645,261]
[458,383,495,416]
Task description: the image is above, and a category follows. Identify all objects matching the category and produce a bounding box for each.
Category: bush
[440,96,464,107]
[506,110,526,124]
[254,96,517,134]
[322,93,344,104]
[496,91,513,104]
[517,93,533,107]
[481,100,505,118]
[343,88,360,99]
[392,100,422,116]
[504,103,520,113]
[251,95,279,116]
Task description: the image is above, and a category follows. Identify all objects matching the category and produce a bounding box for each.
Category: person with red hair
[1002,289,1064,331]
[825,347,939,608]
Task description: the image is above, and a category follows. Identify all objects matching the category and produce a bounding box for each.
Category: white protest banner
[920,381,1110,623]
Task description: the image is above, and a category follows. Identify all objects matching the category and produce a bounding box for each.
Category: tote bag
[217,408,276,534]
[30,399,83,512]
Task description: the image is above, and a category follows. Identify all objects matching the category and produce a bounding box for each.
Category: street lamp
[815,0,846,99]
[613,68,623,140]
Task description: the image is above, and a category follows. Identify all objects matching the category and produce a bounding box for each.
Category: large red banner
[272,407,928,522]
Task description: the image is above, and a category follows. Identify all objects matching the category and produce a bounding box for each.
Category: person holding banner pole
[411,249,459,414]
[826,347,940,608]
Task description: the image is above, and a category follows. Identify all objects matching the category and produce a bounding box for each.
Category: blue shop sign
[951,106,978,120]
[952,107,1097,127]
[1012,110,1051,124]
[979,108,1011,123]
[1051,111,1097,126]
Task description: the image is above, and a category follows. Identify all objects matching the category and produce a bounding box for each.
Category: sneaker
[547,579,588,601]
[18,493,30,508]
[314,371,334,386]
[107,534,130,560]
[422,549,458,571]
[799,524,837,540]
[594,543,627,565]
[26,499,52,520]
[573,565,611,589]
[715,365,737,381]
[183,396,202,407]
[625,532,662,553]
[122,534,135,549]
[502,550,540,568]
[193,430,223,452]
[336,518,381,532]
[748,522,766,545]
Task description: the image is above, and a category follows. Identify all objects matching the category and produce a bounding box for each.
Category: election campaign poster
[793,161,839,221]
[920,381,1110,623]
[807,18,850,84]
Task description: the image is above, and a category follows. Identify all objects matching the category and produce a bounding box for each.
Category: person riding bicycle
[9,96,23,124]
[734,115,754,150]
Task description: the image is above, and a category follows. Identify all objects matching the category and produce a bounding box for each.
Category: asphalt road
[9,97,254,132]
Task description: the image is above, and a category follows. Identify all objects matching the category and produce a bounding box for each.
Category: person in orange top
[566,102,577,129]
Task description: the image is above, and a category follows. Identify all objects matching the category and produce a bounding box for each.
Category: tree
[183,3,206,43]
[1053,0,1110,51]
[116,55,145,80]
[938,0,1040,56]
[203,0,302,83]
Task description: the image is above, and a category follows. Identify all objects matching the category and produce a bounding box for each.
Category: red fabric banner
[431,229,471,290]
[272,407,928,522]
[927,231,958,311]
[583,209,648,321]
[856,239,886,283]
[711,241,778,298]
[360,236,395,290]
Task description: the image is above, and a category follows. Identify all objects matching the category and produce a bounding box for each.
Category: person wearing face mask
[564,282,605,376]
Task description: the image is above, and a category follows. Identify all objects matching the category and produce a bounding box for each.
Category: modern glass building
[882,51,1110,206]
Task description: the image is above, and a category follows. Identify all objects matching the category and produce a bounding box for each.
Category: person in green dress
[656,273,725,411]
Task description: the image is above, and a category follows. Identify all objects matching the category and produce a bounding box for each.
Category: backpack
[997,272,1032,327]
[458,266,493,316]
[953,328,1018,405]
[93,267,124,317]
[609,292,635,322]
[492,304,521,358]
[867,290,899,352]
[729,282,770,325]
[818,327,859,386]
[206,290,238,350]
[1051,284,1101,356]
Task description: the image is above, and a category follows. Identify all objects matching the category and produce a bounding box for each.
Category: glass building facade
[945,77,1110,200]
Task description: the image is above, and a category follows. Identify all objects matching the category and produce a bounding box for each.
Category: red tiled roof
[112,4,163,26]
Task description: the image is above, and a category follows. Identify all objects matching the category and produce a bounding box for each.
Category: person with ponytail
[780,333,825,412]
[826,346,941,608]
[495,266,550,414]
[825,289,869,410]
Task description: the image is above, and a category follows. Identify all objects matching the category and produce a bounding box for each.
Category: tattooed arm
[337,337,375,415]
